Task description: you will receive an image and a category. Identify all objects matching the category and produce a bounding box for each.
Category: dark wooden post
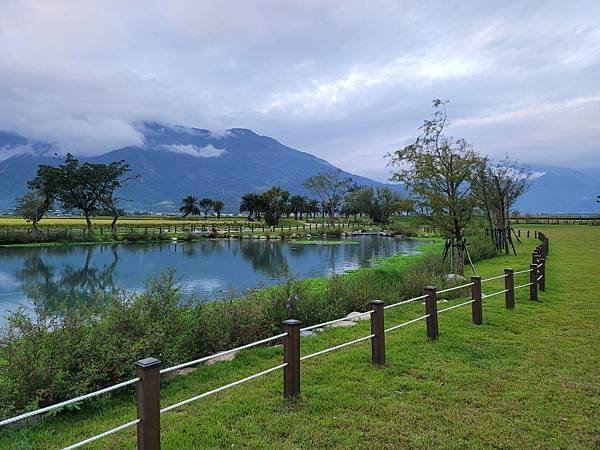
[504,268,515,309]
[283,319,300,398]
[370,300,385,365]
[527,230,530,238]
[424,286,438,340]
[529,263,538,301]
[539,258,546,292]
[518,229,521,238]
[135,357,161,450]
[471,276,482,325]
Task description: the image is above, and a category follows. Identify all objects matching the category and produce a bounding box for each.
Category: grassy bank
[0,225,597,448]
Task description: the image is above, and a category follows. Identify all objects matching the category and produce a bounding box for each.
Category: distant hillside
[0,123,598,214]
[0,123,396,213]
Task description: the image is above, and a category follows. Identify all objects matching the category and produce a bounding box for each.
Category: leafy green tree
[260,187,289,227]
[198,198,214,219]
[353,187,401,224]
[213,200,225,219]
[179,195,200,218]
[28,154,130,235]
[307,199,320,218]
[289,195,307,220]
[15,191,53,232]
[387,100,483,275]
[303,169,354,225]
[240,192,261,220]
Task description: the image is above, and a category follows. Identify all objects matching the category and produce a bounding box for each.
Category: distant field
[0,215,377,229]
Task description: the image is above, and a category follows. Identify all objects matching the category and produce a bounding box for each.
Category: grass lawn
[0,225,598,449]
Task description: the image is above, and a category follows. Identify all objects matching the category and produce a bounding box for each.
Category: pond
[0,235,423,322]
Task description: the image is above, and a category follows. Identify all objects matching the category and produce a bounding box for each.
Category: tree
[198,198,214,219]
[213,200,225,219]
[474,156,531,254]
[240,193,261,220]
[387,100,483,275]
[289,195,307,220]
[260,187,289,227]
[353,187,402,224]
[15,191,52,232]
[179,195,200,218]
[307,199,319,218]
[28,153,130,235]
[303,169,354,225]
[396,198,416,216]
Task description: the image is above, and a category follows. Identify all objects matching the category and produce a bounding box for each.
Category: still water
[0,236,423,321]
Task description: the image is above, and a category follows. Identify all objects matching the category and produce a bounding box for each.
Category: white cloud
[164,144,226,158]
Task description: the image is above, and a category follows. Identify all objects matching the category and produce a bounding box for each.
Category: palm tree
[179,195,200,218]
[290,195,307,220]
[307,199,319,218]
[213,200,225,219]
[198,198,214,219]
[240,192,261,220]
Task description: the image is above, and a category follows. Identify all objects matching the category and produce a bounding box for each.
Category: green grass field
[0,225,598,449]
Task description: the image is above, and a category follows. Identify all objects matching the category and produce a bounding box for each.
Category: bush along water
[0,232,494,418]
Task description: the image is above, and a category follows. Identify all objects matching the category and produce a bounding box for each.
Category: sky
[0,0,599,181]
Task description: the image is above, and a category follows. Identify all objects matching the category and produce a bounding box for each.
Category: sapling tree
[474,156,532,253]
[387,99,483,275]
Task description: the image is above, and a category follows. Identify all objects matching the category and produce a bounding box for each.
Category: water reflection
[0,236,423,321]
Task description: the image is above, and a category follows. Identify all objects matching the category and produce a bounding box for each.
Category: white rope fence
[300,334,375,361]
[62,419,140,450]
[384,294,428,310]
[437,283,474,294]
[0,377,140,427]
[160,363,287,414]
[437,299,475,314]
[384,314,430,333]
[482,289,509,299]
[482,273,507,283]
[160,333,288,375]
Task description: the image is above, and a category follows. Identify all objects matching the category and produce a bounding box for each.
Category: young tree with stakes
[387,100,483,275]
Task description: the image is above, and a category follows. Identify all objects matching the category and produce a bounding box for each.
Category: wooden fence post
[135,357,161,450]
[424,286,438,340]
[529,263,538,301]
[504,268,515,309]
[370,300,385,365]
[539,258,546,292]
[471,276,482,325]
[283,319,300,398]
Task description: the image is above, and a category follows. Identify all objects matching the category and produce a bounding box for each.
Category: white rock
[325,320,356,329]
[205,352,236,365]
[345,311,370,322]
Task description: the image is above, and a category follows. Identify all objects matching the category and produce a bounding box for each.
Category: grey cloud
[0,0,598,179]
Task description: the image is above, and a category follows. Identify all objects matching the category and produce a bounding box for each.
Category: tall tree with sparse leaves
[387,100,483,275]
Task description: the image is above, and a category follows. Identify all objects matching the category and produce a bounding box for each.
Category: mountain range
[0,122,598,214]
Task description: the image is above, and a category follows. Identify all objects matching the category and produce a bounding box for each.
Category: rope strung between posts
[437,299,475,314]
[437,282,474,294]
[481,274,507,283]
[384,294,428,310]
[61,419,140,450]
[482,289,509,299]
[513,268,533,275]
[160,333,288,375]
[384,314,430,333]
[514,282,533,290]
[300,334,375,361]
[160,363,288,414]
[0,377,140,427]
[300,312,373,332]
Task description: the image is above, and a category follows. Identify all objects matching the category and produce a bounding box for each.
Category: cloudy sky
[1,0,599,181]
